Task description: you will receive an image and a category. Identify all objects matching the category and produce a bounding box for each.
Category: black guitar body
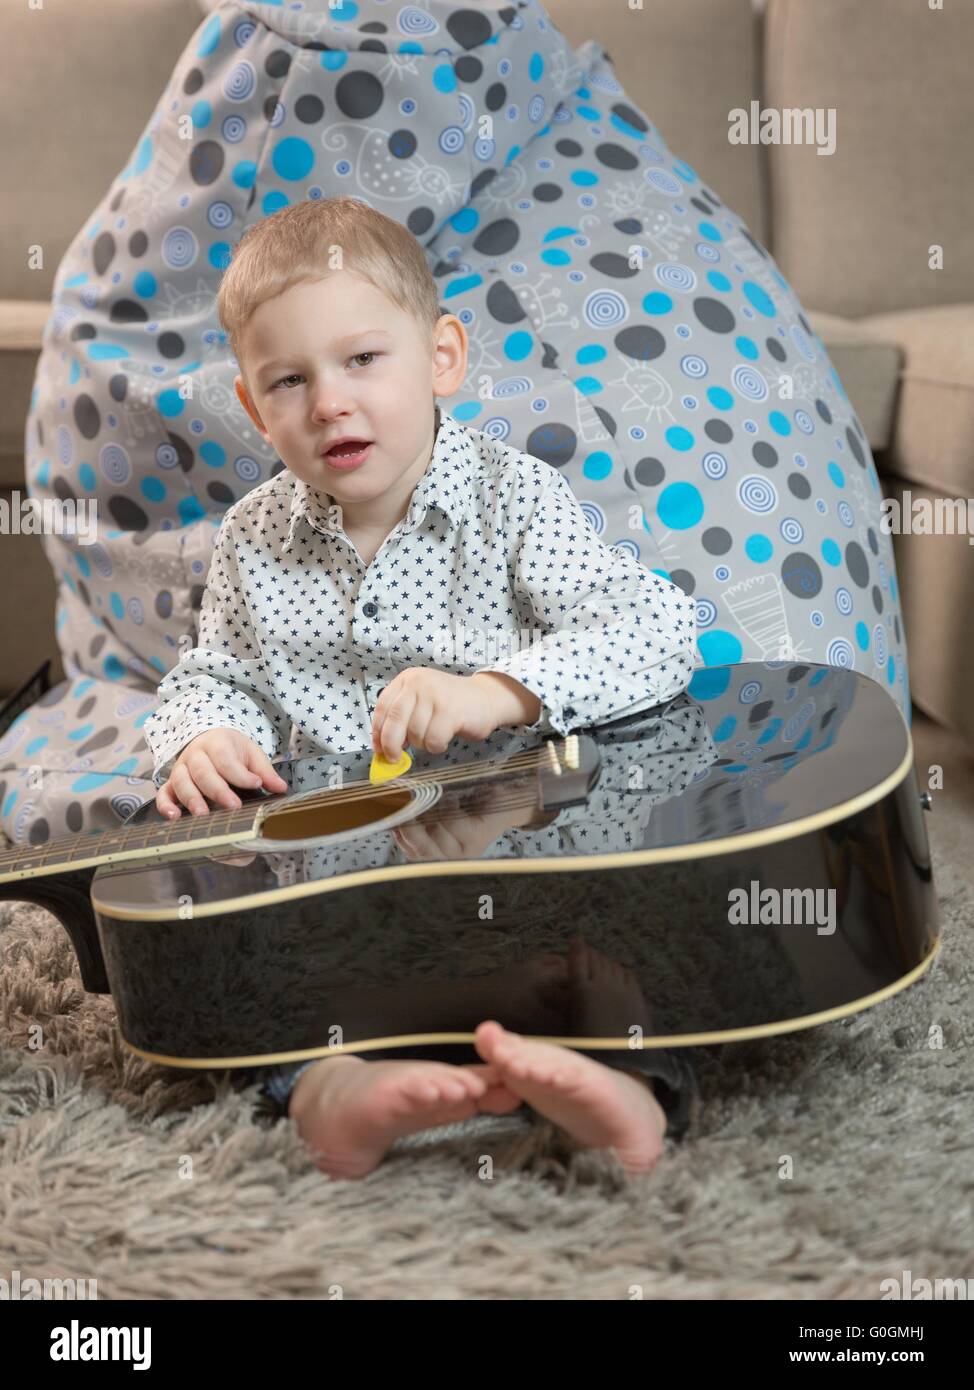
[1,662,939,1073]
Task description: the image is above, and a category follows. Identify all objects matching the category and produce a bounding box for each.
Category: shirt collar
[282,404,472,552]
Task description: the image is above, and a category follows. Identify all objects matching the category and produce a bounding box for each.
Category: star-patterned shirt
[143,405,698,788]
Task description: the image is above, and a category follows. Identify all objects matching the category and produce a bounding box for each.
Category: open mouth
[323,441,372,469]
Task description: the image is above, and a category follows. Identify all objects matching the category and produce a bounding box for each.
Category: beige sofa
[1,0,971,746]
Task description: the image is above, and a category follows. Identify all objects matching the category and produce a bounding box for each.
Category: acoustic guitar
[0,661,939,1075]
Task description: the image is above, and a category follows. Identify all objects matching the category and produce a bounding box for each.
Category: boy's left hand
[371,669,515,760]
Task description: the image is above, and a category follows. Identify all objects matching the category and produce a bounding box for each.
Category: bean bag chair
[1,0,910,847]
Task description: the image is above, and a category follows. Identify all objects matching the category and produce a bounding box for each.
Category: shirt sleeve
[142,518,292,788]
[474,470,698,736]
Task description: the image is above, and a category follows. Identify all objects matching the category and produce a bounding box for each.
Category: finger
[247,745,289,791]
[170,763,212,817]
[417,706,456,756]
[182,753,242,812]
[219,752,266,792]
[157,783,182,820]
[377,688,417,761]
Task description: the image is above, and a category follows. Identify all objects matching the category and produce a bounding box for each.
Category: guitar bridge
[538,733,601,811]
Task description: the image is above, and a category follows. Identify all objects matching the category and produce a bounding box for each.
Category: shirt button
[363,601,378,617]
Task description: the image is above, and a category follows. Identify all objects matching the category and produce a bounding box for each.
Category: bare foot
[457,952,572,1034]
[566,933,655,1044]
[473,1020,668,1176]
[288,1055,519,1180]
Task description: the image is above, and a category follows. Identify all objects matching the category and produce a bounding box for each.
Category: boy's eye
[272,351,378,390]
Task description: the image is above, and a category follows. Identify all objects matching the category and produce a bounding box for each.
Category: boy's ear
[234,375,265,434]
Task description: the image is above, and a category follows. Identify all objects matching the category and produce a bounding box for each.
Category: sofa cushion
[0,300,50,487]
[858,304,974,497]
[765,0,974,317]
[885,478,974,752]
[805,311,902,453]
[0,0,203,304]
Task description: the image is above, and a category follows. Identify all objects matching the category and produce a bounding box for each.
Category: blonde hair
[217,196,443,387]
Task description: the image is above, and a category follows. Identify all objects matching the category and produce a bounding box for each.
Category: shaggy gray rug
[1,835,971,1300]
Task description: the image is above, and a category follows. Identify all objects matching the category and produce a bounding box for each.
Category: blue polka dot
[444,273,482,299]
[191,100,212,130]
[743,281,776,317]
[657,481,704,529]
[321,51,348,71]
[821,539,841,566]
[450,207,479,234]
[262,191,289,215]
[713,715,738,742]
[541,248,571,266]
[232,161,257,189]
[530,53,544,81]
[78,463,97,491]
[25,736,49,756]
[201,440,226,468]
[697,629,743,665]
[68,723,95,742]
[582,451,612,481]
[133,138,153,175]
[75,552,90,578]
[575,376,603,395]
[104,654,125,681]
[758,718,782,745]
[570,170,598,186]
[809,669,828,686]
[642,292,672,315]
[855,622,870,651]
[433,64,456,93]
[133,271,157,299]
[110,592,125,619]
[209,242,232,271]
[746,533,773,562]
[576,344,607,364]
[157,389,184,418]
[178,497,206,526]
[197,13,221,57]
[707,271,732,292]
[504,331,533,361]
[706,387,734,411]
[452,401,481,421]
[769,411,792,436]
[577,105,601,121]
[272,138,314,182]
[735,335,759,360]
[887,655,896,685]
[698,221,723,242]
[688,666,731,701]
[3,791,18,816]
[328,2,358,22]
[665,426,695,452]
[828,461,845,488]
[141,477,166,502]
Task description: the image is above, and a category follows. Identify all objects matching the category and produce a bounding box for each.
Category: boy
[143,196,699,1180]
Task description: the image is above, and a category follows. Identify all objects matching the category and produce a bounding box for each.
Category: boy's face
[233,272,467,514]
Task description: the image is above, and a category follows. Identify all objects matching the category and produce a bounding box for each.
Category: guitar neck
[0,804,258,885]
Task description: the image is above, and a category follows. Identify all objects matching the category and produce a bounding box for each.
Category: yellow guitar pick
[369,746,413,784]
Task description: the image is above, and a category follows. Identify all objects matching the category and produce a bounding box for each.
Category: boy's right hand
[156,728,289,819]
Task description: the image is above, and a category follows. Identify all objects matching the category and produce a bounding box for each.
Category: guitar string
[0,746,562,868]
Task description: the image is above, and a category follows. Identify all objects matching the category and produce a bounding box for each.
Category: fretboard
[0,804,259,884]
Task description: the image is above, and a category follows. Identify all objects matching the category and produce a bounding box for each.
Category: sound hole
[258,785,414,841]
